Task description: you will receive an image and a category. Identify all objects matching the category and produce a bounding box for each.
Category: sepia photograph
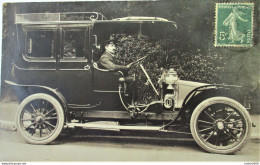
[0,0,259,163]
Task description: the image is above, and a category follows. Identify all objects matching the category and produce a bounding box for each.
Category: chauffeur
[98,40,132,71]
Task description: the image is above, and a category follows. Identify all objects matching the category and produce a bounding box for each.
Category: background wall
[1,0,259,113]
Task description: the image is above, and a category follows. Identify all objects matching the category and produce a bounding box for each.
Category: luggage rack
[113,16,170,22]
[15,12,107,24]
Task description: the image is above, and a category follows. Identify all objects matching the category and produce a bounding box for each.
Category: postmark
[215,3,254,47]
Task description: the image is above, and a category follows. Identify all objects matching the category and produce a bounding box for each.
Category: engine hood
[177,80,209,88]
[174,80,208,108]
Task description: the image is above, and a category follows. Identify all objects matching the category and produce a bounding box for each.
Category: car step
[65,121,161,131]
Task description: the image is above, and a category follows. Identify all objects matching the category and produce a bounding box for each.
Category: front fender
[176,80,242,109]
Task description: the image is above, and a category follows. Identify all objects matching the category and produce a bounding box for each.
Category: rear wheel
[16,93,64,144]
[190,97,251,154]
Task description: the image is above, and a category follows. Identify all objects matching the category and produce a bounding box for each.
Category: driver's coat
[98,51,128,71]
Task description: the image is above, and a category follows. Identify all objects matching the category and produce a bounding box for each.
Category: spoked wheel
[190,97,252,154]
[17,93,64,144]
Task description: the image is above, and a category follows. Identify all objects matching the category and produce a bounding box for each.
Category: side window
[26,30,55,58]
[63,29,86,58]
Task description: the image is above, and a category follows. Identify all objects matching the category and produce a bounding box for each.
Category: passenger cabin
[11,12,176,109]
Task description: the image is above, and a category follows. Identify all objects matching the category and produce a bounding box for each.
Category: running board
[65,122,161,131]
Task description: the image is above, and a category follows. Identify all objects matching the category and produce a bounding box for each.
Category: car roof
[15,12,176,25]
[16,12,177,36]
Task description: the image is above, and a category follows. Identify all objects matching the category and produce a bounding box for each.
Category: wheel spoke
[44,121,56,128]
[224,129,238,141]
[45,117,58,120]
[209,108,216,118]
[199,126,214,132]
[30,104,37,112]
[205,131,215,141]
[204,111,215,121]
[25,122,36,130]
[198,120,214,125]
[224,110,235,121]
[227,127,244,132]
[44,108,55,116]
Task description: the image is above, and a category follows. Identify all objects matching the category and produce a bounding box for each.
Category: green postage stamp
[215,3,254,47]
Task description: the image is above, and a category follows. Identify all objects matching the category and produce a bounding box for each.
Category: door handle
[84,65,90,70]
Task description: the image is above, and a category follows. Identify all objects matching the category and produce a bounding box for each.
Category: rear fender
[4,80,68,114]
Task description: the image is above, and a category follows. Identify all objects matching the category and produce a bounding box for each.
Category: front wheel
[16,93,64,144]
[190,97,251,154]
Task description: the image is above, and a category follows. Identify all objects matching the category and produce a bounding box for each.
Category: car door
[56,24,92,104]
[14,25,58,87]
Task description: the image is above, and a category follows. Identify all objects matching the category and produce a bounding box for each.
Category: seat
[93,62,134,83]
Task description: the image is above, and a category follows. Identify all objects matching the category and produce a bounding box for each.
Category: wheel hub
[216,121,224,130]
[35,114,45,124]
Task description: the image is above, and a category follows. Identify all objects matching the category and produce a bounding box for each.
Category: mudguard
[4,80,68,113]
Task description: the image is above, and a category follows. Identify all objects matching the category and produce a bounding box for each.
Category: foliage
[166,51,227,84]
[112,34,166,103]
[113,34,228,83]
[111,34,228,103]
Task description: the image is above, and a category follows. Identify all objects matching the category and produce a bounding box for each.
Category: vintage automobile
[5,12,252,154]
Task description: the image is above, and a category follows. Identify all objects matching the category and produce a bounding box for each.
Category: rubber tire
[16,93,64,145]
[190,97,252,154]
